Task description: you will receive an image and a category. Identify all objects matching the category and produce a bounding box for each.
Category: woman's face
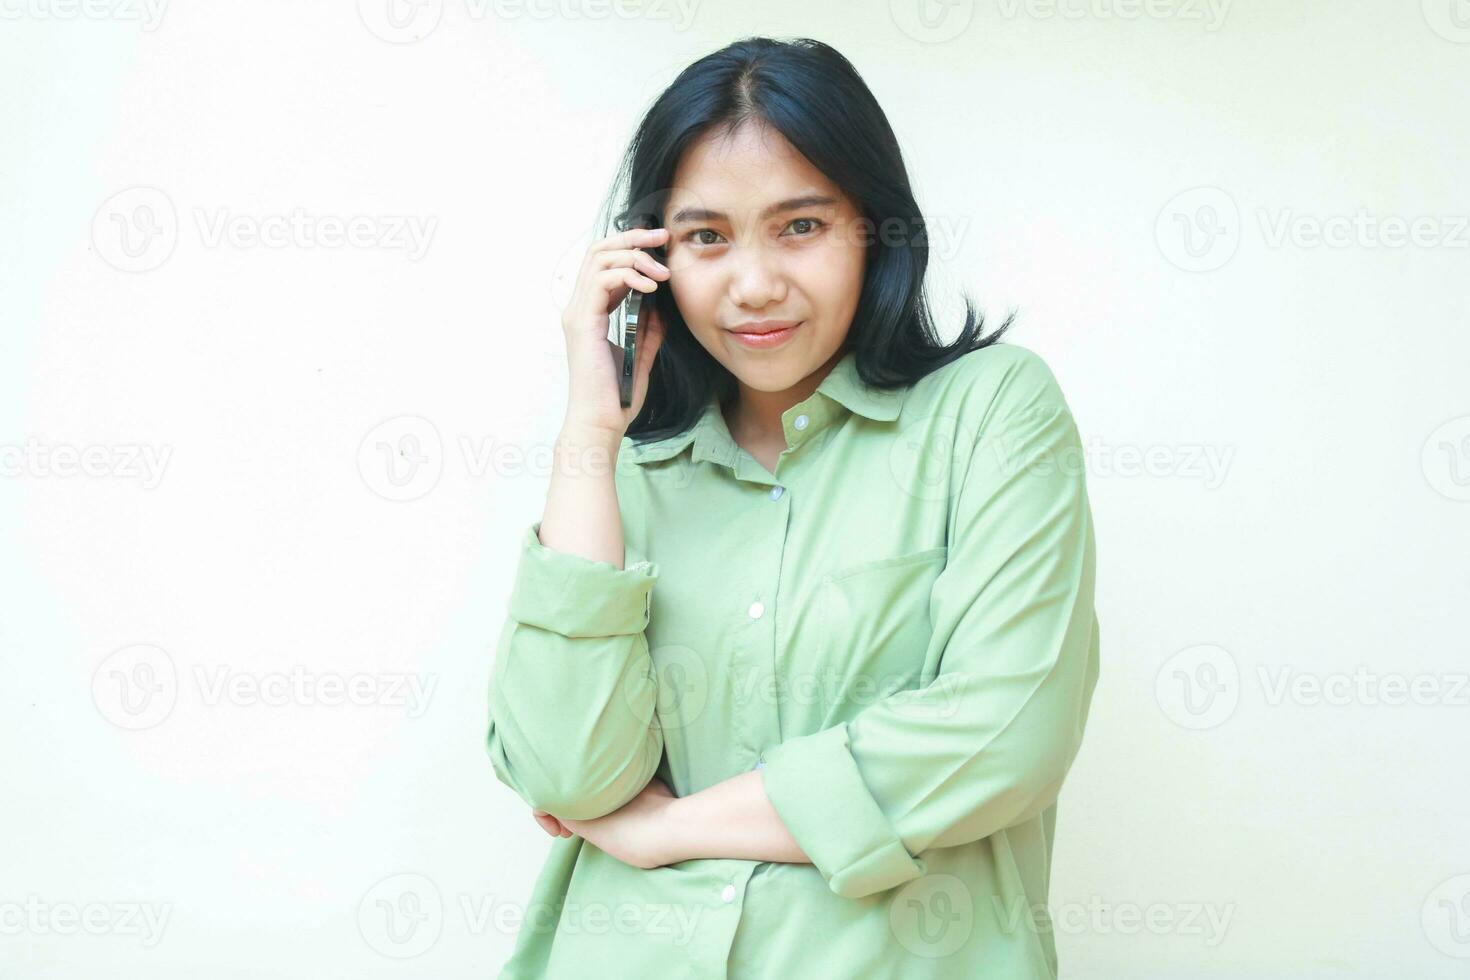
[663,121,867,396]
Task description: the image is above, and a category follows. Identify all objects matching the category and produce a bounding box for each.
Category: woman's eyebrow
[668,194,839,225]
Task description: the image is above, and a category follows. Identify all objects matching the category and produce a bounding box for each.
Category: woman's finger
[533,809,576,838]
[594,247,671,281]
[591,226,669,256]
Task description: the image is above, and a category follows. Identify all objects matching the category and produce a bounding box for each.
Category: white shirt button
[748,600,764,619]
[793,414,809,431]
[721,884,736,903]
[768,486,784,501]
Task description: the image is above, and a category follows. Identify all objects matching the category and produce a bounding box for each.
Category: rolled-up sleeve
[485,520,664,821]
[760,352,1101,899]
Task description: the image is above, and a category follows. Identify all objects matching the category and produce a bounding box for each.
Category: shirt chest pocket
[814,545,948,717]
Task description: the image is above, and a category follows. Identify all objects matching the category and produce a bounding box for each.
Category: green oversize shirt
[487,343,1101,978]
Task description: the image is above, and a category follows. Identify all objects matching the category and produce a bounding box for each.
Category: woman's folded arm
[485,520,664,821]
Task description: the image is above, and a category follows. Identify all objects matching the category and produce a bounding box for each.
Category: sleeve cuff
[760,724,926,899]
[506,521,658,638]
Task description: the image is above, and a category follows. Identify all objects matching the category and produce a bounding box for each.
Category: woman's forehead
[670,122,843,203]
[668,159,851,225]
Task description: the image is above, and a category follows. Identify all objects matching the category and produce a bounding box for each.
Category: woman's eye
[685,229,724,246]
[785,218,824,236]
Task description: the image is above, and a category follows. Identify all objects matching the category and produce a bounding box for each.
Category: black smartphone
[611,287,642,408]
[608,211,664,408]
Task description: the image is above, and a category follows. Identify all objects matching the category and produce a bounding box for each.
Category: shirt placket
[724,395,836,771]
[714,475,788,781]
[685,394,846,978]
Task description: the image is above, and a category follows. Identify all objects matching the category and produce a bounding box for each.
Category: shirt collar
[623,348,907,467]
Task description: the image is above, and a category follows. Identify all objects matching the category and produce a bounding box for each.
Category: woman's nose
[727,245,786,309]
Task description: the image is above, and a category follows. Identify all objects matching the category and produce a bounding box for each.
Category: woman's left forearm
[660,769,812,865]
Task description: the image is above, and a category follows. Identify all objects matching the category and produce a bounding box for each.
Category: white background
[2,1,1467,977]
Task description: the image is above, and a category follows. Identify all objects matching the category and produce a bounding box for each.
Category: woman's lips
[729,322,801,349]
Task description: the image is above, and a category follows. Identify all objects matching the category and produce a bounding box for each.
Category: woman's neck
[722,346,846,456]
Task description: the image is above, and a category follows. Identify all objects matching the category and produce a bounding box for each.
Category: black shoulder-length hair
[596,35,1015,445]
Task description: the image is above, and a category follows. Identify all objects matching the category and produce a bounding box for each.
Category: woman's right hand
[560,225,672,439]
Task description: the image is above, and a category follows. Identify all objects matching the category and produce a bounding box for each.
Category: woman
[486,36,1100,979]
